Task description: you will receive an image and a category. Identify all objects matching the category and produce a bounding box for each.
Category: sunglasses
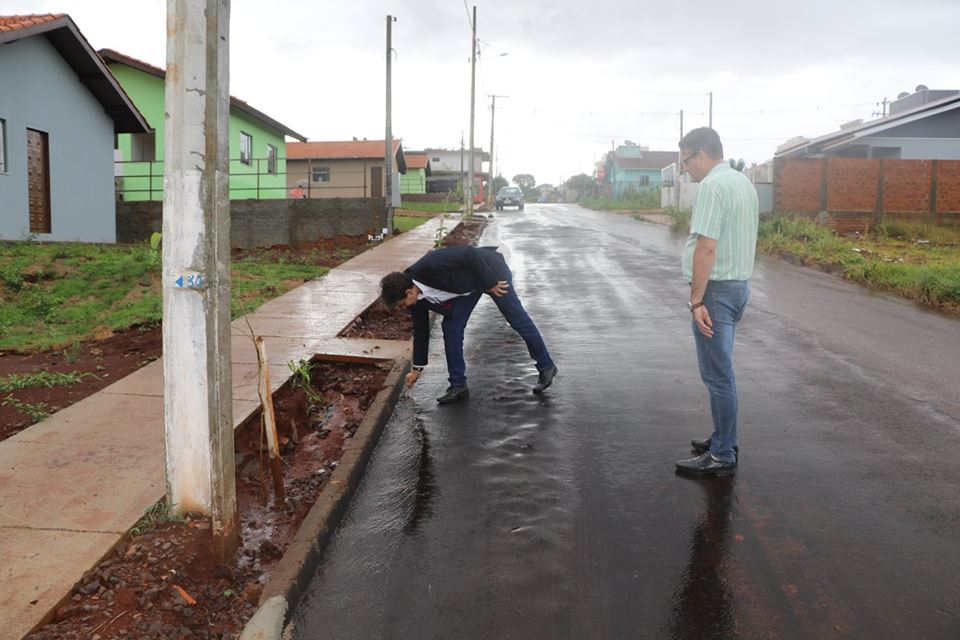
[681,150,700,166]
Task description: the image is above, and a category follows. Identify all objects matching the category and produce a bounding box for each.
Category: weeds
[1,395,50,422]
[0,371,92,392]
[287,359,326,411]
[129,498,185,537]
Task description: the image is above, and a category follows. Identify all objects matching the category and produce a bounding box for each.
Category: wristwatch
[687,300,704,312]
[411,365,425,372]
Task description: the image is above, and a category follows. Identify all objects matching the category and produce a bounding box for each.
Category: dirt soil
[0,241,372,444]
[26,358,389,640]
[339,217,489,341]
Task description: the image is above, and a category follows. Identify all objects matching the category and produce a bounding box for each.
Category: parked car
[495,186,524,210]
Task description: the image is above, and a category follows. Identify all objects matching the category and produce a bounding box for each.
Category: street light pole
[385,14,396,235]
[467,5,477,217]
[488,94,507,208]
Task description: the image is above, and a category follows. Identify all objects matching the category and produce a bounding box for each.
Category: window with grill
[312,166,330,182]
[240,131,252,165]
[266,144,277,174]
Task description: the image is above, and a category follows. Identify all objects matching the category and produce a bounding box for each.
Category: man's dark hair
[380,271,413,306]
[679,127,723,159]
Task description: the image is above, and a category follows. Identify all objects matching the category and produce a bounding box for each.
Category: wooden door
[370,166,383,199]
[26,129,51,233]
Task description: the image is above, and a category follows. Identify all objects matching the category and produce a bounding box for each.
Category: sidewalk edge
[242,355,409,638]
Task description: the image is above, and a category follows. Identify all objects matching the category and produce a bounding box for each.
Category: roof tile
[287,140,402,160]
[0,13,64,32]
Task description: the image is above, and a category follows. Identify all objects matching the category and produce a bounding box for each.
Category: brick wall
[936,161,960,212]
[826,158,879,212]
[117,198,386,248]
[774,157,960,230]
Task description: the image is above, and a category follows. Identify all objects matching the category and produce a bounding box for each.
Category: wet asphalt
[290,204,960,640]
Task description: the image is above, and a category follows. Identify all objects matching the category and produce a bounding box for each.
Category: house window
[638,175,650,186]
[432,157,440,162]
[266,144,277,174]
[0,119,6,173]
[240,131,252,165]
[312,166,330,183]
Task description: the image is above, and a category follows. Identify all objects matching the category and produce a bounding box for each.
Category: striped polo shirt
[682,162,759,282]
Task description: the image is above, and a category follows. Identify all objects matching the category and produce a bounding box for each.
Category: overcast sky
[4,0,959,186]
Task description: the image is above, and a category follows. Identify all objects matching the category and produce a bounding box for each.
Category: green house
[100,48,306,201]
[399,151,430,194]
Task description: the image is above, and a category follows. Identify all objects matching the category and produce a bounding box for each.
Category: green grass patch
[394,215,430,233]
[0,371,91,392]
[582,187,660,211]
[0,240,333,352]
[1,396,50,422]
[759,215,960,311]
[399,201,461,214]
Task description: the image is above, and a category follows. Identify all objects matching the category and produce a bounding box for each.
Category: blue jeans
[439,283,554,388]
[692,280,750,463]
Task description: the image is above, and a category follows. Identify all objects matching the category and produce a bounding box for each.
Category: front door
[370,166,383,199]
[26,129,51,234]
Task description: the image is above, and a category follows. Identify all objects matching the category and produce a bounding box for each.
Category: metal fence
[113,158,408,201]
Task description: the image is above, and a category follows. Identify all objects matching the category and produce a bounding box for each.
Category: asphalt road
[290,203,960,640]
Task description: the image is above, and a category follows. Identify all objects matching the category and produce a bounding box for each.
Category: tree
[564,173,595,200]
[729,158,746,172]
[491,174,508,193]
[512,173,536,199]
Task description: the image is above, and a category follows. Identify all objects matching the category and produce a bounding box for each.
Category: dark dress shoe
[675,452,737,476]
[437,385,469,404]
[533,365,558,394]
[691,437,739,455]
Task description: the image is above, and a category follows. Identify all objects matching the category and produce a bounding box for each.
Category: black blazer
[406,246,509,366]
[405,245,508,294]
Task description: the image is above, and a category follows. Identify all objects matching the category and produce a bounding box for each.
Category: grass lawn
[398,201,461,214]
[394,215,431,233]
[660,211,960,312]
[0,241,332,352]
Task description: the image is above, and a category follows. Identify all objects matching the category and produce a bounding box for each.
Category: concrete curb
[240,355,409,639]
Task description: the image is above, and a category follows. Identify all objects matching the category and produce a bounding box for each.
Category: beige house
[286,139,406,199]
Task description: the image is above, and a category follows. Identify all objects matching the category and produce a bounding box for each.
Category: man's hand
[487,280,510,297]
[405,369,422,388]
[693,305,714,338]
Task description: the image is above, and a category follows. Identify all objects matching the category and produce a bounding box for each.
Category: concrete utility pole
[385,14,396,235]
[487,94,507,207]
[467,5,477,217]
[162,0,238,560]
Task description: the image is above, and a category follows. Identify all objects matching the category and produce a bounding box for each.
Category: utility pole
[385,15,396,235]
[872,97,890,118]
[708,91,713,128]
[487,94,507,207]
[467,5,477,217]
[677,109,684,207]
[162,0,237,560]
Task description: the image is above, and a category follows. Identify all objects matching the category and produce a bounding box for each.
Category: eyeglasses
[681,150,700,166]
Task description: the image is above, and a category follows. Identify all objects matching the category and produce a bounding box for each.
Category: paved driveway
[290,204,960,639]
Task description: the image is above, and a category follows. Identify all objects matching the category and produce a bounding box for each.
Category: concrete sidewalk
[0,218,444,640]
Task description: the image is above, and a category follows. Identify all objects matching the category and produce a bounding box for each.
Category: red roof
[0,14,63,32]
[405,153,429,170]
[611,151,678,170]
[286,140,402,160]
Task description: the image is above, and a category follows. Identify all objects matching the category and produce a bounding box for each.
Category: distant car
[495,186,524,210]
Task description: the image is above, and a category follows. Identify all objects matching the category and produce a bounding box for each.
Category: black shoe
[533,365,558,394]
[675,452,737,476]
[437,385,469,404]
[691,437,739,455]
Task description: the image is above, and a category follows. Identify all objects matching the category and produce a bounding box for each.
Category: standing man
[675,128,758,476]
[379,245,558,404]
